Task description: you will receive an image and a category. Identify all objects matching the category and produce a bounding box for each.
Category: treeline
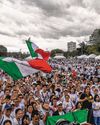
[51,29,100,58]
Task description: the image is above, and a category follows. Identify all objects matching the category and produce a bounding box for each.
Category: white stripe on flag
[15,62,38,77]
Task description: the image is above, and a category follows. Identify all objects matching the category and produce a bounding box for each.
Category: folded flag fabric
[46,109,88,125]
[0,57,52,80]
[26,38,50,61]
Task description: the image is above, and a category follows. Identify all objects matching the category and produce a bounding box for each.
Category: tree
[78,42,88,55]
[51,49,64,57]
[89,29,100,44]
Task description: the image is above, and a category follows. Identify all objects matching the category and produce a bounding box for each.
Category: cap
[4,104,12,110]
[57,101,62,106]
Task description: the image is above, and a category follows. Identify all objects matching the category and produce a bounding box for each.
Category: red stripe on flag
[35,49,50,61]
[28,59,52,73]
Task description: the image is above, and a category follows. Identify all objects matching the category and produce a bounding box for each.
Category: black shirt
[80,93,93,109]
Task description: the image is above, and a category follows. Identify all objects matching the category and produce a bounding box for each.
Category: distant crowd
[0,58,100,125]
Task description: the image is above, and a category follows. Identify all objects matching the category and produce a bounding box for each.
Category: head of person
[15,108,23,120]
[94,94,100,102]
[29,93,33,99]
[64,89,68,96]
[84,86,90,95]
[42,102,50,111]
[52,97,57,106]
[32,112,40,125]
[36,84,41,91]
[3,120,12,125]
[4,89,10,96]
[5,95,11,104]
[76,102,82,109]
[57,101,63,112]
[0,106,2,118]
[42,84,47,92]
[93,88,98,95]
[27,105,33,114]
[17,94,23,102]
[4,105,12,117]
[70,87,76,94]
[65,95,70,102]
[22,114,30,125]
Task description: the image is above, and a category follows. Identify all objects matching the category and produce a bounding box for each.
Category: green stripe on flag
[26,40,38,58]
[0,59,23,80]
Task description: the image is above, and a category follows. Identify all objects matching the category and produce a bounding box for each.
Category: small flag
[26,38,50,60]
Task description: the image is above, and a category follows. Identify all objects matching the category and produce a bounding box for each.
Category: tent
[95,55,100,60]
[88,54,96,59]
[54,55,66,59]
[77,55,88,59]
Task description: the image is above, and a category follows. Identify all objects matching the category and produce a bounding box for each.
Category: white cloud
[0,0,100,52]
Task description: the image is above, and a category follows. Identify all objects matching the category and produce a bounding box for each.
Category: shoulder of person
[39,120,45,125]
[80,93,86,99]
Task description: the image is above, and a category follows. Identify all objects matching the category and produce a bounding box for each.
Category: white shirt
[63,100,74,113]
[92,101,100,117]
[1,114,13,125]
[29,120,44,125]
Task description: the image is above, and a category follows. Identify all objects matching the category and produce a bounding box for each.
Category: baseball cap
[57,101,62,106]
[4,104,12,110]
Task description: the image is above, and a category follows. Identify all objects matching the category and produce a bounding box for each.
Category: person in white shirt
[1,105,13,125]
[29,112,44,125]
[13,108,24,125]
[63,95,75,113]
[0,106,4,125]
[92,95,100,125]
[40,84,50,103]
[3,119,12,125]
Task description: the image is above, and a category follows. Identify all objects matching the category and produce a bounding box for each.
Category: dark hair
[3,120,12,125]
[94,94,99,102]
[22,114,30,124]
[32,111,39,118]
[15,108,22,115]
[76,102,82,109]
[5,95,11,100]
[84,86,90,94]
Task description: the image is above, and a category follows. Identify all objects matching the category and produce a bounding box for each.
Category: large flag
[0,57,52,80]
[26,38,50,60]
[46,109,88,125]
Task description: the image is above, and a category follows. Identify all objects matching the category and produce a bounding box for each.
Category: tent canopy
[88,54,96,58]
[54,55,66,59]
[77,55,88,59]
[95,55,100,60]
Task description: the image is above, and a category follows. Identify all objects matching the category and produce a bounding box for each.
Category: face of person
[16,110,24,119]
[85,87,90,94]
[53,99,57,105]
[32,115,39,124]
[58,105,63,112]
[18,95,23,102]
[71,88,75,93]
[96,96,100,101]
[4,122,12,125]
[5,90,10,95]
[77,103,82,109]
[43,86,47,92]
[37,85,41,90]
[66,95,70,102]
[28,106,33,113]
[23,117,30,125]
[5,110,12,117]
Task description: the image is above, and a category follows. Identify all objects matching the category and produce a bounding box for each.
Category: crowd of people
[0,58,100,125]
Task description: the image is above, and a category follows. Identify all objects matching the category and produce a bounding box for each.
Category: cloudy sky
[0,0,100,52]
